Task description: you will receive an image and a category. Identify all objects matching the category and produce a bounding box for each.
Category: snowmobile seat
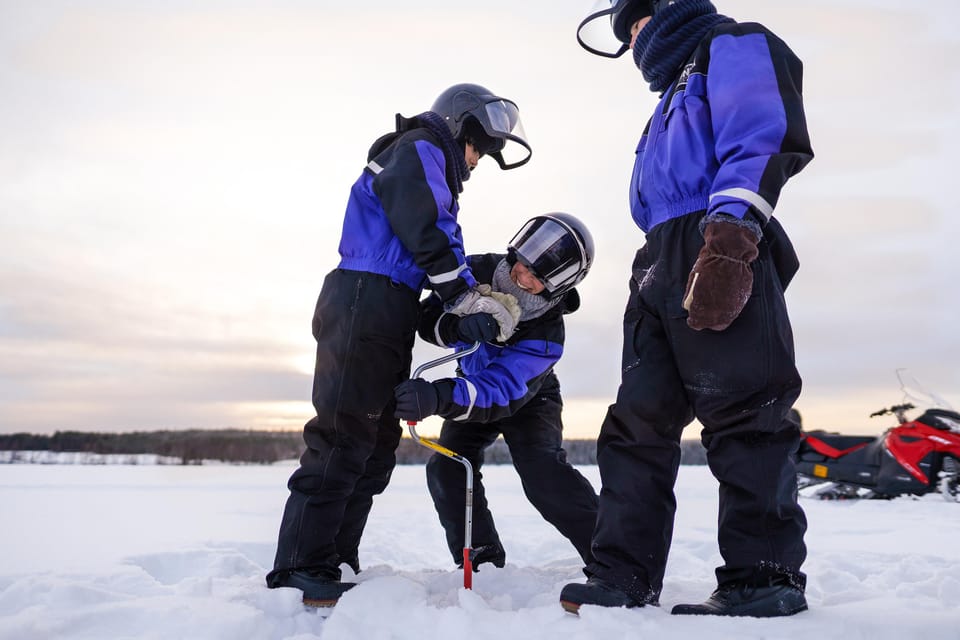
[801,431,875,458]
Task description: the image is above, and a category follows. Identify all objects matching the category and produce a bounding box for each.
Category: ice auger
[405,341,481,590]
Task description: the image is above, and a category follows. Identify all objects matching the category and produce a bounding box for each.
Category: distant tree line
[0,430,301,465]
[0,430,708,466]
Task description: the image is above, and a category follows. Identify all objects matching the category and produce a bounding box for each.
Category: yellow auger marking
[813,464,828,478]
[418,438,461,459]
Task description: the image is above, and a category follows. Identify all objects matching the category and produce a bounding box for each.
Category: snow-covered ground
[1,462,958,639]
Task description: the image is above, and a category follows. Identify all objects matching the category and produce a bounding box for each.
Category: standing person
[561,0,813,617]
[393,213,600,571]
[266,83,532,607]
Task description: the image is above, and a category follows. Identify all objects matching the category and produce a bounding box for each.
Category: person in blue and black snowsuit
[266,83,532,606]
[393,213,599,571]
[561,0,814,618]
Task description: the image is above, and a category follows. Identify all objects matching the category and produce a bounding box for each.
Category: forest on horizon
[0,429,709,465]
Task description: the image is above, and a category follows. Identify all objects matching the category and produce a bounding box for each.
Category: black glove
[468,543,506,572]
[456,312,499,343]
[393,378,440,421]
[683,219,760,331]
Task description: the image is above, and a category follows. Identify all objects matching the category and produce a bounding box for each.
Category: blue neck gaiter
[632,0,734,92]
[413,111,471,195]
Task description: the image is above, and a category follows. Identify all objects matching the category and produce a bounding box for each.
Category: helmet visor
[577,0,630,58]
[509,217,586,295]
[481,99,531,169]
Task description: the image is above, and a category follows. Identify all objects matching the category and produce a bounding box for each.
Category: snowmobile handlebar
[870,403,915,421]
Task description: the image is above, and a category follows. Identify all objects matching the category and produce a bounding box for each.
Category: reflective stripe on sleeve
[710,188,774,220]
[428,263,468,285]
[453,379,478,422]
[435,313,450,347]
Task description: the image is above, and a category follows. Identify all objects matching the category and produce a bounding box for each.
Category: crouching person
[394,213,600,571]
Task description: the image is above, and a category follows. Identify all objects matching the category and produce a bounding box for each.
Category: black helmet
[507,212,594,299]
[431,83,532,170]
[576,0,673,58]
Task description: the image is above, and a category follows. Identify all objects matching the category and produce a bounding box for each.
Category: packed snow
[1,461,958,639]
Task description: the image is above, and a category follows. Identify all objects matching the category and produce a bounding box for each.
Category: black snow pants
[426,389,599,566]
[585,213,807,605]
[266,269,419,585]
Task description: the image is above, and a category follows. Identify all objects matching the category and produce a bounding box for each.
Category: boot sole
[560,600,581,615]
[303,596,339,608]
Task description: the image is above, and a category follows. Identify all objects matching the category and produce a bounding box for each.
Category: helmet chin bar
[478,99,531,170]
[489,134,532,170]
[576,0,675,58]
[576,2,630,58]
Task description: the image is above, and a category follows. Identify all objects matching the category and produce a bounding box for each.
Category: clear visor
[509,218,585,293]
[576,0,630,58]
[482,99,531,169]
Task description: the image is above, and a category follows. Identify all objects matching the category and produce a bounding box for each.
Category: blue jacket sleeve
[434,339,562,423]
[373,136,476,301]
[706,27,813,223]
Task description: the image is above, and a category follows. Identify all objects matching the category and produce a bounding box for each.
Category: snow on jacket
[418,253,578,423]
[630,22,813,233]
[337,120,477,302]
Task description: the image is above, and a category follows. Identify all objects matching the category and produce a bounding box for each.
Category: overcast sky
[1,0,958,438]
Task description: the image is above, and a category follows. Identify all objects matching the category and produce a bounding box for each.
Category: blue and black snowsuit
[267,113,478,585]
[586,21,813,604]
[420,253,599,567]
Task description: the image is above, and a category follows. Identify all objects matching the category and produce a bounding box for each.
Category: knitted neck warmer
[632,0,733,92]
[414,111,470,195]
[492,258,560,322]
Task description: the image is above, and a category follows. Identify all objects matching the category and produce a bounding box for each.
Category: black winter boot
[671,579,807,617]
[272,570,357,607]
[559,578,648,614]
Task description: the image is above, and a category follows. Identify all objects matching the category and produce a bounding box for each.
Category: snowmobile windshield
[897,368,955,412]
[509,217,587,296]
[480,99,531,170]
[577,0,631,58]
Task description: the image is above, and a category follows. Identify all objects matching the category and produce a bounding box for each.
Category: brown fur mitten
[683,221,760,331]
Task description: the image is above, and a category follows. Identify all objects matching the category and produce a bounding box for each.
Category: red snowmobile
[795,371,960,501]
